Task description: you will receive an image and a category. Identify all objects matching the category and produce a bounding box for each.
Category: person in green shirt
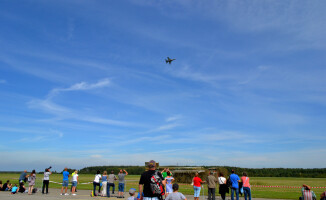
[161,168,173,180]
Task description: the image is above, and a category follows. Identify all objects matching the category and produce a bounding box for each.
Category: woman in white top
[93,170,102,196]
[71,170,79,196]
[42,168,52,194]
[218,172,227,200]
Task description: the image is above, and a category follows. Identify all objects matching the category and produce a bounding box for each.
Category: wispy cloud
[48,78,110,98]
[0,79,6,84]
[28,79,138,127]
[166,114,182,122]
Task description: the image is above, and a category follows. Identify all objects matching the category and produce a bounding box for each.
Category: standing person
[193,172,205,200]
[118,169,128,198]
[165,172,175,197]
[71,170,79,196]
[0,180,2,190]
[70,170,77,192]
[28,170,36,195]
[166,183,187,200]
[218,173,228,200]
[19,170,28,183]
[241,172,251,200]
[101,171,108,197]
[229,170,240,200]
[60,168,70,195]
[107,170,117,197]
[42,167,52,194]
[93,170,101,196]
[161,168,172,180]
[206,171,218,200]
[139,160,165,200]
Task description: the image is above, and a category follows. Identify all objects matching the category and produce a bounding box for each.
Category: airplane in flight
[165,57,176,64]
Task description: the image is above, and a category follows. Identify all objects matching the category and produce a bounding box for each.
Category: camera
[45,166,52,172]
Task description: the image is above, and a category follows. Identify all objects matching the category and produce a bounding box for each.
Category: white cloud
[166,114,182,122]
[49,78,110,98]
[147,123,180,133]
[0,79,6,84]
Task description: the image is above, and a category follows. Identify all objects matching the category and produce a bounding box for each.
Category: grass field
[0,173,325,199]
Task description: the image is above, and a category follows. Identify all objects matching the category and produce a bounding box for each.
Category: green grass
[1,173,325,199]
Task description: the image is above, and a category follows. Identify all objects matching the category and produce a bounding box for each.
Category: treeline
[209,166,326,178]
[75,166,326,178]
[77,166,146,175]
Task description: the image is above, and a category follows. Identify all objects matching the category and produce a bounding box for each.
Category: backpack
[226,178,232,188]
[150,171,165,197]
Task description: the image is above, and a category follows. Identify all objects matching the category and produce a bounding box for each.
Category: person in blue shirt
[11,184,18,194]
[229,170,240,200]
[60,168,70,195]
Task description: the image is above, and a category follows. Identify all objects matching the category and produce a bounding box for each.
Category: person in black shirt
[139,160,165,200]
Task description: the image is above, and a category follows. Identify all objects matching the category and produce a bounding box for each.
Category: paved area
[0,189,290,200]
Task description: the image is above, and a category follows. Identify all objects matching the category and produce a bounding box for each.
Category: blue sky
[1,0,326,171]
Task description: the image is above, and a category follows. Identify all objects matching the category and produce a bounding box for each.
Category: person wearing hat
[128,188,137,200]
[139,160,166,200]
[300,184,316,200]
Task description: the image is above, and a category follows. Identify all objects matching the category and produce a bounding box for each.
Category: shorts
[194,186,201,197]
[118,183,124,192]
[72,181,77,187]
[62,180,69,187]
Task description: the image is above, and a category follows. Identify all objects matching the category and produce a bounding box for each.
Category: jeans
[93,182,101,196]
[243,187,251,200]
[231,187,239,200]
[194,186,201,197]
[62,180,69,187]
[208,188,216,200]
[107,183,115,197]
[42,180,49,193]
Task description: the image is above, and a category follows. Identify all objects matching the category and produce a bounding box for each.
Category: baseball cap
[129,188,136,194]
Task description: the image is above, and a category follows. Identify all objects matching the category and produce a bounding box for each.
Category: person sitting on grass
[128,188,137,200]
[2,180,11,191]
[19,182,26,193]
[11,184,18,194]
[166,183,187,200]
[320,191,326,200]
[300,184,316,200]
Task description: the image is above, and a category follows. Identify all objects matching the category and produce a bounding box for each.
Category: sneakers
[72,193,77,196]
[65,193,69,195]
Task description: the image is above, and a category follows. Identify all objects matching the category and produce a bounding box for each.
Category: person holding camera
[42,166,52,194]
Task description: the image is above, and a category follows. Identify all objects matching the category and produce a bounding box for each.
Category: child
[166,183,187,200]
[11,184,18,194]
[128,188,137,200]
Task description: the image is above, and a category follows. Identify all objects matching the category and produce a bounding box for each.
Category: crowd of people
[1,161,326,200]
